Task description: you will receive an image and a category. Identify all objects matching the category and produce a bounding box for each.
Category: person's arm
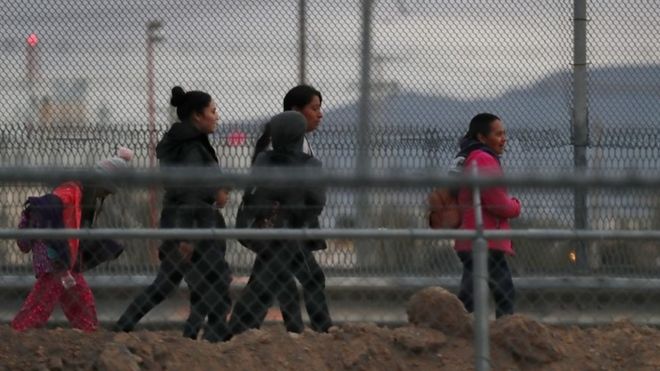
[470,153,521,219]
[304,158,326,220]
[175,145,216,228]
[16,209,32,253]
[173,145,216,261]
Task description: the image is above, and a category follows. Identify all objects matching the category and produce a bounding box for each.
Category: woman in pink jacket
[454,113,521,318]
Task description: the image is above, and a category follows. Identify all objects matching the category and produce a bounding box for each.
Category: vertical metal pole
[298,0,307,84]
[147,24,158,229]
[356,0,373,212]
[572,0,589,270]
[472,166,490,371]
[357,0,374,174]
[147,21,162,262]
[355,0,374,264]
[26,34,39,134]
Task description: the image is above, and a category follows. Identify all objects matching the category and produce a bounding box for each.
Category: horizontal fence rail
[4,228,660,241]
[2,167,660,189]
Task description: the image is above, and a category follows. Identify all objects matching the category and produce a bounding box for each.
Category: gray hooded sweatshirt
[251,111,325,229]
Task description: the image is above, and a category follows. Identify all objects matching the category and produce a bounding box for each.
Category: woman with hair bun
[116,86,232,342]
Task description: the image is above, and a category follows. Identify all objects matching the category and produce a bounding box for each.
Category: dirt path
[1,287,659,370]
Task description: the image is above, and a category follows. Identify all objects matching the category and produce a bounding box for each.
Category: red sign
[227,131,247,146]
[26,33,38,47]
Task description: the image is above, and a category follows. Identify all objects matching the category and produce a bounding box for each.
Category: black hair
[251,122,271,164]
[251,85,322,164]
[464,113,501,141]
[170,86,212,122]
[282,84,322,111]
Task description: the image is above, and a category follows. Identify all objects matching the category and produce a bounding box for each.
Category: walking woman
[236,85,332,333]
[230,110,329,335]
[454,113,521,318]
[116,86,231,342]
[252,84,323,160]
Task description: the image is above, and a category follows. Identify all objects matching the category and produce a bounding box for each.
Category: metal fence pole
[357,0,373,207]
[572,0,589,271]
[297,0,307,84]
[471,166,490,371]
[146,20,163,264]
[355,0,374,264]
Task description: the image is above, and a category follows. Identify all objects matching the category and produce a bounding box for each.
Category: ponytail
[251,123,272,164]
[464,113,500,141]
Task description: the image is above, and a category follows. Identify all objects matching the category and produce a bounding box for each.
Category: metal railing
[2,167,660,370]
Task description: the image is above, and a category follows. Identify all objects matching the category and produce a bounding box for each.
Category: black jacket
[239,111,326,251]
[252,111,325,227]
[251,152,325,229]
[156,121,219,229]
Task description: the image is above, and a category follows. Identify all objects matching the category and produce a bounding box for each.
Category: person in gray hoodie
[229,111,331,335]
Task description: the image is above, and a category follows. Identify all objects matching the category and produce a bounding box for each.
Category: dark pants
[116,206,232,342]
[183,245,232,342]
[272,248,332,332]
[457,250,515,318]
[229,242,300,335]
[229,245,332,335]
[245,248,332,332]
[114,242,190,332]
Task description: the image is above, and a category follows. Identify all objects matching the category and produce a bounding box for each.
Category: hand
[178,241,194,262]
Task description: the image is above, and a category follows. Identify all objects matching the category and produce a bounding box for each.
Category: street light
[298,0,307,84]
[146,21,163,259]
[146,20,163,173]
[25,33,40,131]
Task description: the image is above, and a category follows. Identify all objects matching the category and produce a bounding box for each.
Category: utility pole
[298,0,307,84]
[147,21,163,260]
[572,0,589,271]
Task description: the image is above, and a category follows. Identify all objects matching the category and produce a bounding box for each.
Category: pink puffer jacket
[454,149,521,255]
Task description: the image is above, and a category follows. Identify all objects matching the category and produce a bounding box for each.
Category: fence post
[471,166,490,371]
[297,0,307,84]
[355,0,374,265]
[572,0,589,270]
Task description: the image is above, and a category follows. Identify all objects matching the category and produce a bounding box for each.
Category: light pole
[298,0,307,84]
[26,33,39,133]
[146,21,162,258]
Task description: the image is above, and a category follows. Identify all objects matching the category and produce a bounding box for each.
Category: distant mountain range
[220,64,660,170]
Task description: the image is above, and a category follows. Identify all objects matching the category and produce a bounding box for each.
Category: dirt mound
[4,290,660,371]
[0,324,467,371]
[406,286,472,337]
[3,320,660,370]
[491,314,566,364]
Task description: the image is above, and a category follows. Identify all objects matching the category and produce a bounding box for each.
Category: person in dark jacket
[229,111,330,335]
[115,86,232,342]
[240,85,332,333]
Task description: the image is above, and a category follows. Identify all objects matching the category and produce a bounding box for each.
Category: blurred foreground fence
[1,168,660,330]
[1,0,659,275]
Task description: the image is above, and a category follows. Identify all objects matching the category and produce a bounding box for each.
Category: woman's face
[215,189,230,208]
[479,119,507,155]
[193,100,219,134]
[296,95,323,132]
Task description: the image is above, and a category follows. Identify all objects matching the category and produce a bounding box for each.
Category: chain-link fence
[1,0,660,350]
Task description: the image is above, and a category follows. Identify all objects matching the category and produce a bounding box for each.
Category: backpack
[19,193,124,272]
[76,239,124,272]
[19,194,71,269]
[235,186,281,253]
[428,188,461,229]
[427,155,465,229]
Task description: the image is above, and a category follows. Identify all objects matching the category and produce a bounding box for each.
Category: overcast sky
[0,0,657,124]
